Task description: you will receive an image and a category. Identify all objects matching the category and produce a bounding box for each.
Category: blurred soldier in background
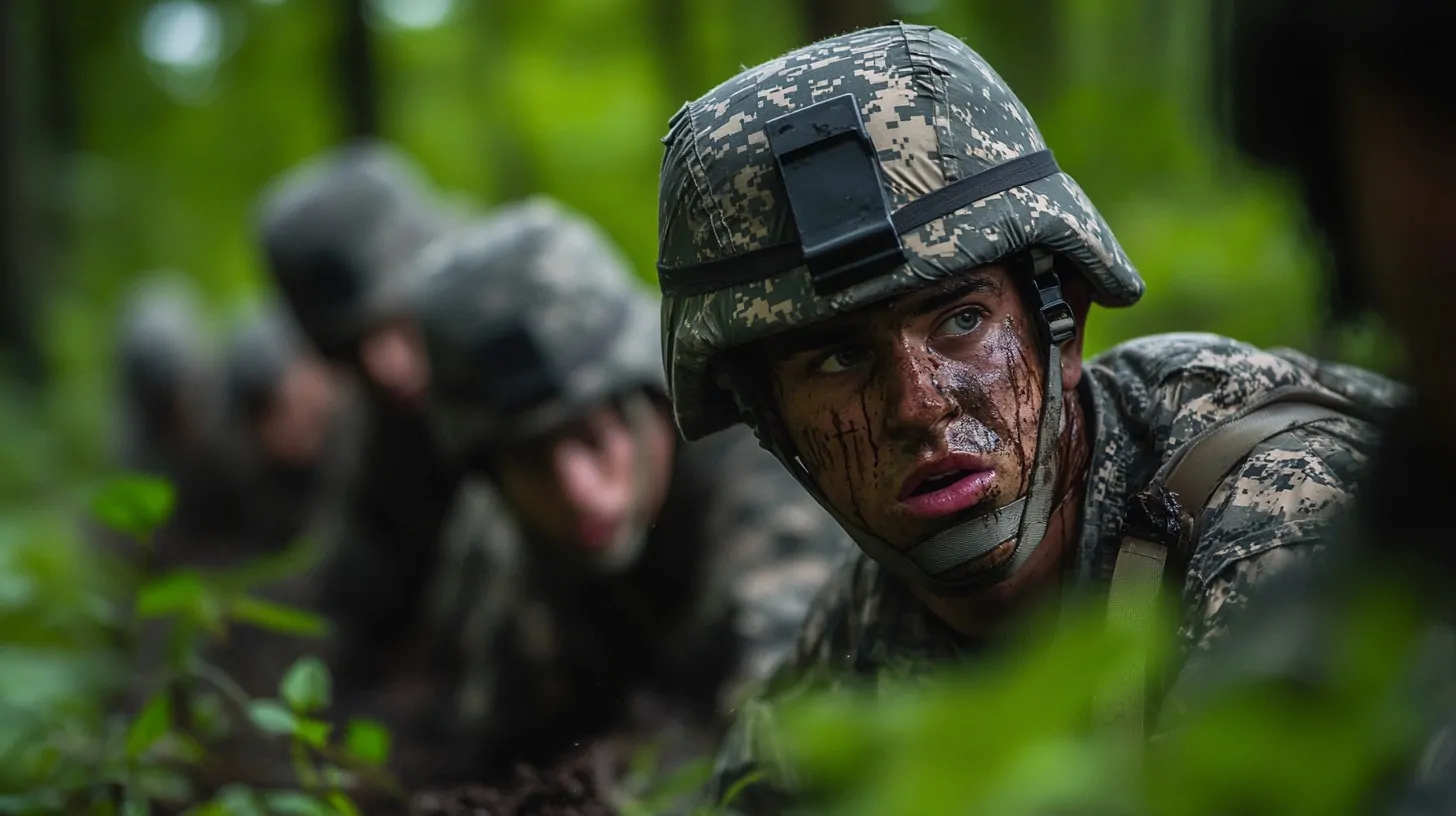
[409,198,848,784]
[651,24,1401,810]
[254,140,515,789]
[1209,0,1456,810]
[111,271,244,565]
[221,302,355,558]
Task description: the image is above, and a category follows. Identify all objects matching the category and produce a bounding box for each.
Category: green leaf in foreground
[230,595,329,638]
[280,656,332,713]
[343,718,390,767]
[247,699,298,736]
[262,791,329,816]
[91,474,176,538]
[125,692,172,759]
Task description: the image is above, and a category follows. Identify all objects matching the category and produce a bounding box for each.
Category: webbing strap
[1096,391,1358,745]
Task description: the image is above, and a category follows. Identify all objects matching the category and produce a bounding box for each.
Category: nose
[551,437,626,520]
[880,341,957,441]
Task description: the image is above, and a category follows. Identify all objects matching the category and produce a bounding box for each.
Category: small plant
[0,473,401,816]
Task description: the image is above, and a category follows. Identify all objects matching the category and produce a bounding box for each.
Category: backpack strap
[1096,386,1368,744]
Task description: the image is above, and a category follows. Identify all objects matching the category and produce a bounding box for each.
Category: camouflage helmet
[655,24,1143,594]
[255,139,455,362]
[410,197,663,458]
[116,271,210,437]
[223,302,305,426]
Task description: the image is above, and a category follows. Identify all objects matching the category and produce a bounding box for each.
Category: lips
[898,453,996,520]
[576,517,622,551]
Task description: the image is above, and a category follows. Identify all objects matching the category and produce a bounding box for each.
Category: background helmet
[655,24,1144,593]
[255,139,455,362]
[223,301,306,428]
[410,197,663,459]
[116,271,212,449]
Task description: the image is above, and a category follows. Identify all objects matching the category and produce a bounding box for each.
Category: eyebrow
[899,273,1002,316]
[766,272,1003,362]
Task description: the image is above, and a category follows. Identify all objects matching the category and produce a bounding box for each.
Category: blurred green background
[0,0,1400,800]
[0,0,1397,506]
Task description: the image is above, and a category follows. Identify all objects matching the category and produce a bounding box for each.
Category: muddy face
[761,264,1088,583]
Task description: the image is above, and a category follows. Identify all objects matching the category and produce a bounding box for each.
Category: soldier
[1210,1,1456,809]
[254,141,511,790]
[651,24,1399,808]
[220,302,353,558]
[408,198,848,781]
[111,272,243,564]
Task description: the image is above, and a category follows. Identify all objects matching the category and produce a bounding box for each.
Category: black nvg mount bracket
[766,94,906,296]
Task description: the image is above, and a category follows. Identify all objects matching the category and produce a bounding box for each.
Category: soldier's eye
[814,346,870,375]
[932,308,984,339]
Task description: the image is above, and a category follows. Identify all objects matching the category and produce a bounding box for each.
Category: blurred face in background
[358,315,430,411]
[257,354,340,468]
[490,393,676,574]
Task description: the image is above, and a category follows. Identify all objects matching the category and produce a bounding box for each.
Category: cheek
[780,384,885,518]
[944,319,1045,455]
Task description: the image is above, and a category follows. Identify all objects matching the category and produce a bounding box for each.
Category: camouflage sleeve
[688,433,850,710]
[1159,416,1375,729]
[702,552,869,813]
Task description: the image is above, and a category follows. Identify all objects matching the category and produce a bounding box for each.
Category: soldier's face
[359,317,430,410]
[762,264,1086,567]
[492,396,676,570]
[258,355,340,467]
[1338,72,1456,435]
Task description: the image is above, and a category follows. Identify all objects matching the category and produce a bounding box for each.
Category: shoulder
[1092,332,1356,447]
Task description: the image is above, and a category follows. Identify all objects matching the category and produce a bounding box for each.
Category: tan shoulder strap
[1097,387,1360,745]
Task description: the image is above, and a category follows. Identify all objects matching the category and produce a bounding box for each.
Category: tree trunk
[0,0,44,386]
[339,0,379,138]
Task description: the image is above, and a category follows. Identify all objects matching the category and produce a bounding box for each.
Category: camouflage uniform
[255,142,513,788]
[647,24,1398,808]
[409,199,848,779]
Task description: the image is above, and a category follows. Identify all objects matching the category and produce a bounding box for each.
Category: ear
[1058,273,1092,393]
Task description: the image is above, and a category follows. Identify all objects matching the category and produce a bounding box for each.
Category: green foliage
[91,474,175,541]
[0,475,402,815]
[280,657,332,715]
[342,720,390,769]
[750,588,1431,816]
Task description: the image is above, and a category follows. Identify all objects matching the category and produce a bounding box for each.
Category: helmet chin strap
[733,250,1078,597]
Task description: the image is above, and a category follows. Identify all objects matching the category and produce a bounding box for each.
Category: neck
[914,382,1092,637]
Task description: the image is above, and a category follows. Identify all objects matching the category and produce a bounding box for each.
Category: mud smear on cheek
[829,410,873,529]
[942,318,1042,499]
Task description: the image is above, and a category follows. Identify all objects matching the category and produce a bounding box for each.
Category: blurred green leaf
[230,595,328,638]
[246,700,297,737]
[325,792,360,816]
[295,718,332,750]
[90,474,175,538]
[200,784,267,816]
[342,719,390,768]
[279,656,331,714]
[124,691,171,759]
[262,791,329,816]
[137,571,225,635]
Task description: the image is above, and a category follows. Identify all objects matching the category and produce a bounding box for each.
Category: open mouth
[898,454,997,520]
[909,470,974,497]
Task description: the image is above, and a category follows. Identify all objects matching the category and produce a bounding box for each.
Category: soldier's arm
[712,442,854,700]
[1156,416,1375,731]
[702,555,863,814]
